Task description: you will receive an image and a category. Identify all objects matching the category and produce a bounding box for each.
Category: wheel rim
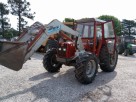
[110,50,117,67]
[86,60,96,78]
[51,55,60,67]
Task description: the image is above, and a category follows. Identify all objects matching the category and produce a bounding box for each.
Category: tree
[0,2,10,38]
[8,0,35,35]
[4,28,19,39]
[4,30,13,39]
[63,18,75,30]
[64,18,75,22]
[98,15,122,36]
[121,19,136,36]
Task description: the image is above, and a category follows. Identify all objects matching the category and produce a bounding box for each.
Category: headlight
[63,48,66,51]
[59,48,61,50]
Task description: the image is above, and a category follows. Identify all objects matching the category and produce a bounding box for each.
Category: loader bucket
[0,41,28,71]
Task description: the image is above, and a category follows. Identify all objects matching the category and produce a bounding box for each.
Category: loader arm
[0,19,84,71]
[25,19,84,61]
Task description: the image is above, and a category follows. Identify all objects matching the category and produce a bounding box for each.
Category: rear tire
[43,49,62,72]
[99,46,118,72]
[75,53,98,84]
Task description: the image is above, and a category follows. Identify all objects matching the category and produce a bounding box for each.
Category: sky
[1,0,136,29]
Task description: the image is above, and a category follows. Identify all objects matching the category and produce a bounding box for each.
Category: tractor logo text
[47,25,61,33]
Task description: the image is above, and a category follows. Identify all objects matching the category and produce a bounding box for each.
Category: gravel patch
[0,53,136,102]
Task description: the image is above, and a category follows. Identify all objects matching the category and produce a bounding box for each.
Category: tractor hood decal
[47,25,61,33]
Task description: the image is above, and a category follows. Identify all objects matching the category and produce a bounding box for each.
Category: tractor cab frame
[75,18,116,57]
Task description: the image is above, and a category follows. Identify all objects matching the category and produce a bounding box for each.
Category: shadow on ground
[0,67,117,102]
[119,54,136,59]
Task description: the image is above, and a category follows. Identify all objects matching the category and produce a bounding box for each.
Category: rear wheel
[99,46,118,72]
[43,49,62,72]
[75,53,98,84]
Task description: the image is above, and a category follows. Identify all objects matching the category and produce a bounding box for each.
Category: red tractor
[0,18,118,84]
[43,18,118,84]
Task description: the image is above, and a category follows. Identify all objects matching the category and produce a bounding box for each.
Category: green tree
[4,28,19,39]
[0,2,10,38]
[98,15,122,36]
[64,18,75,22]
[8,0,35,35]
[121,19,136,36]
[4,30,13,39]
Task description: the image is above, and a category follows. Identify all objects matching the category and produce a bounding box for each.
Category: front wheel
[99,46,118,72]
[75,53,98,84]
[43,49,62,72]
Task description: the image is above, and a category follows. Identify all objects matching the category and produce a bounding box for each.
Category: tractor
[0,18,118,84]
[117,35,136,56]
[43,18,118,84]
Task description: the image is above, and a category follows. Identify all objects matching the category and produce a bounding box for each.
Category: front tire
[43,49,62,72]
[75,53,98,84]
[99,46,118,72]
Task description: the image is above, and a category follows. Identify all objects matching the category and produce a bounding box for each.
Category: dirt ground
[0,53,136,102]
